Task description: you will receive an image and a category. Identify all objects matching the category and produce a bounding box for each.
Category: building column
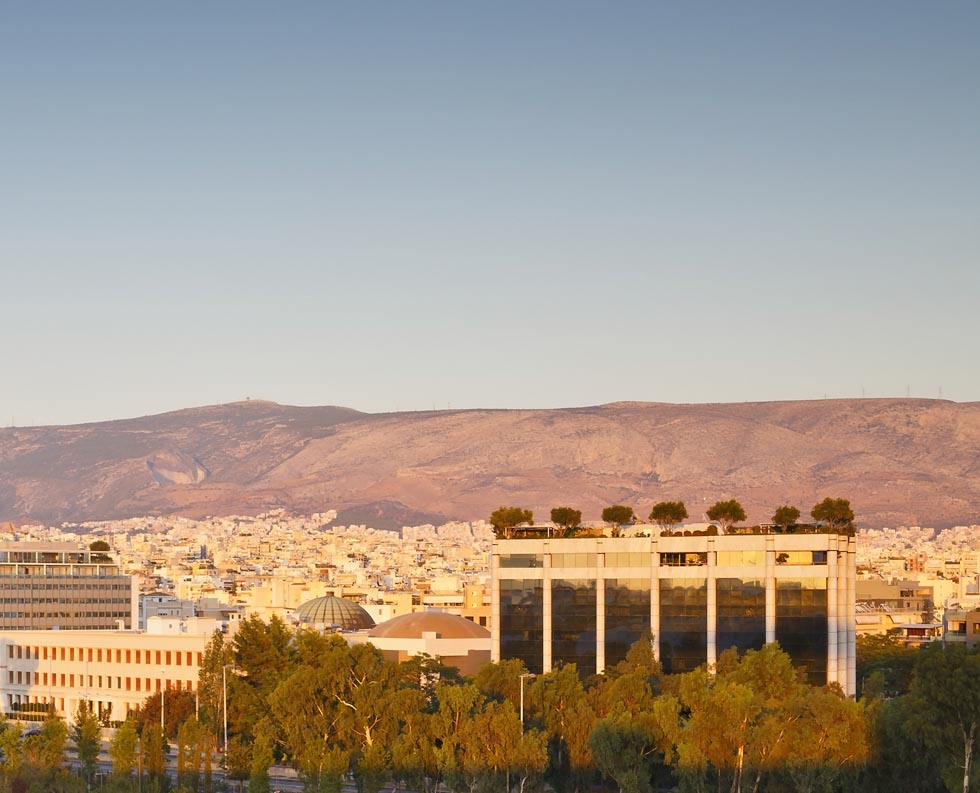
[837,538,848,688]
[706,538,717,669]
[827,536,839,688]
[846,537,857,697]
[543,549,552,673]
[651,539,661,662]
[765,536,776,643]
[490,549,500,662]
[596,547,605,674]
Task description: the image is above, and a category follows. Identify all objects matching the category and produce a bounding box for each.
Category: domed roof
[294,596,375,630]
[369,611,490,640]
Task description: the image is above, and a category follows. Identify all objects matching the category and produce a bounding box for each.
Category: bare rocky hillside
[1,398,978,529]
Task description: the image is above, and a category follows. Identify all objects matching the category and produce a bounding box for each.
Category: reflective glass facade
[552,578,597,677]
[499,578,544,673]
[659,579,707,673]
[776,577,828,686]
[493,535,855,695]
[716,577,766,657]
[499,554,543,569]
[604,578,651,668]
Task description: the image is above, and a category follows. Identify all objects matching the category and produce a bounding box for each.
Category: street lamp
[519,672,535,730]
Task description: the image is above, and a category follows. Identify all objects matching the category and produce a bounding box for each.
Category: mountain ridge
[1,398,978,530]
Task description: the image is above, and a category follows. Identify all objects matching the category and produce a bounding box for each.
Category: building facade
[0,542,137,630]
[492,533,856,695]
[0,618,215,723]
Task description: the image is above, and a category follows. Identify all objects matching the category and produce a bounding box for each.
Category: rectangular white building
[492,532,856,695]
[0,622,213,723]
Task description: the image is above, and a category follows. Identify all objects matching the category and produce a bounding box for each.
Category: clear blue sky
[3,2,978,426]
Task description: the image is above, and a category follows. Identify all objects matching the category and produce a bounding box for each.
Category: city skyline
[3,3,979,426]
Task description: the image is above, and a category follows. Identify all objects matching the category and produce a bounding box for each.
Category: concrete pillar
[765,536,776,643]
[827,536,839,688]
[490,548,500,662]
[837,537,848,688]
[847,538,857,697]
[596,547,605,674]
[543,548,552,672]
[651,539,661,661]
[707,538,717,668]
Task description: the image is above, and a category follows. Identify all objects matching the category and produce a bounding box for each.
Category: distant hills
[1,398,979,530]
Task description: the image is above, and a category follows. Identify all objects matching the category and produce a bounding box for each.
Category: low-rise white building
[0,617,216,723]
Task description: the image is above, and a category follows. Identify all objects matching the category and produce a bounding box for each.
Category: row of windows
[9,645,203,666]
[500,550,830,568]
[0,598,130,604]
[1,610,131,618]
[499,577,832,679]
[0,576,133,592]
[0,567,122,577]
[7,670,196,692]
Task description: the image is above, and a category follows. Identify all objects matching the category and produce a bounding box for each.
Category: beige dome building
[362,611,491,676]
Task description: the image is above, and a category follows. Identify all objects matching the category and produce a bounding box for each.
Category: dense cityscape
[2,507,980,791]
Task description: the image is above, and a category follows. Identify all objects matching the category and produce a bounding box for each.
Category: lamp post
[519,672,534,731]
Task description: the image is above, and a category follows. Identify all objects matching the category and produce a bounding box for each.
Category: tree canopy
[550,506,582,537]
[648,501,689,530]
[490,506,534,539]
[771,504,800,528]
[37,626,973,793]
[811,497,855,533]
[705,499,747,531]
[602,504,635,537]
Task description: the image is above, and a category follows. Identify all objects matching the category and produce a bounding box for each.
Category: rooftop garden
[491,497,857,539]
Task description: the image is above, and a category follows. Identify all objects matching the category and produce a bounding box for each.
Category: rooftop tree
[811,497,855,534]
[490,506,534,539]
[550,507,582,538]
[602,505,635,538]
[648,501,689,532]
[771,505,801,532]
[705,499,746,533]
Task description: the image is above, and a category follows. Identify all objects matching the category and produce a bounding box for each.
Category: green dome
[293,596,375,630]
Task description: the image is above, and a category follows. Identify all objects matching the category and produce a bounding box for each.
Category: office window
[716,551,765,567]
[550,553,596,568]
[659,579,707,673]
[605,552,650,568]
[716,578,766,657]
[605,578,651,669]
[552,578,597,677]
[660,552,708,567]
[499,578,544,674]
[499,554,544,569]
[775,551,828,566]
[776,578,828,686]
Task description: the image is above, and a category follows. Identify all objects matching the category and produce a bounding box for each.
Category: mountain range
[1,398,978,530]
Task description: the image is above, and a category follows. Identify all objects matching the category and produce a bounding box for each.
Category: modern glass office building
[492,532,856,695]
